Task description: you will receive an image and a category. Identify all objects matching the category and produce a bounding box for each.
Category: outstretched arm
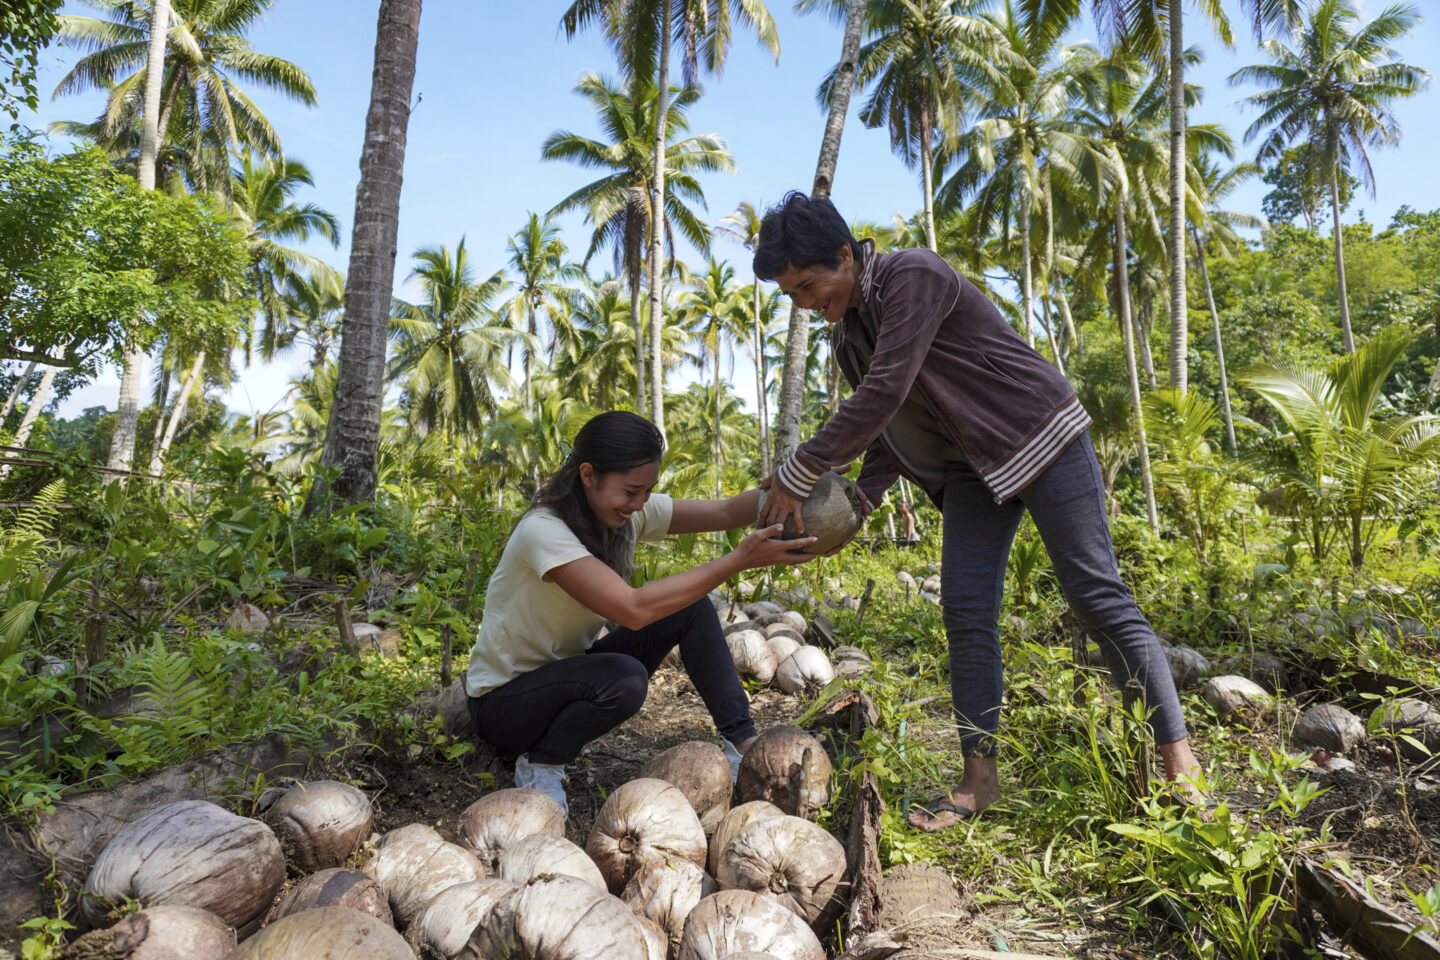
[667,488,762,535]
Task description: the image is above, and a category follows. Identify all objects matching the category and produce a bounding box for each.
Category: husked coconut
[457,788,565,875]
[715,816,845,923]
[775,611,806,634]
[587,778,707,894]
[831,645,869,663]
[636,915,668,960]
[266,780,373,873]
[364,837,484,929]
[744,601,783,619]
[639,742,733,836]
[677,890,825,960]
[377,823,443,848]
[726,630,777,684]
[755,471,865,555]
[766,635,800,666]
[723,620,757,637]
[1203,676,1273,721]
[736,727,832,819]
[61,904,234,960]
[224,906,412,960]
[774,647,834,695]
[462,874,651,960]
[499,833,606,890]
[83,800,284,937]
[622,858,717,940]
[708,802,784,876]
[407,878,514,960]
[762,623,804,645]
[270,868,392,925]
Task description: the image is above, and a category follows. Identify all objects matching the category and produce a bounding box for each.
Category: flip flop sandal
[908,795,975,830]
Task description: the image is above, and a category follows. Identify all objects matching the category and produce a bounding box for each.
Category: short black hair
[753,191,860,280]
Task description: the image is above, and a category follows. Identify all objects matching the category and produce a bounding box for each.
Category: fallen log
[1297,856,1440,960]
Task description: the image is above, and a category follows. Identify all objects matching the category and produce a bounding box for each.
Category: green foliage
[1144,388,1240,565]
[0,0,61,126]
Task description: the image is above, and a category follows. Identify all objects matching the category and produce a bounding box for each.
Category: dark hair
[530,411,664,579]
[753,191,861,280]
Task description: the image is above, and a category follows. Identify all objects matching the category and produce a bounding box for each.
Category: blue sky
[23,0,1439,421]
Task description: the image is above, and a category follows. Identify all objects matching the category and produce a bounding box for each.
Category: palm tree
[388,240,528,464]
[715,201,776,474]
[504,213,584,414]
[677,258,747,496]
[1232,0,1428,355]
[312,0,422,510]
[552,277,637,411]
[561,0,779,438]
[542,72,734,417]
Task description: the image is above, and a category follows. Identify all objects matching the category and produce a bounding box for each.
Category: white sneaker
[514,754,569,818]
[721,739,744,782]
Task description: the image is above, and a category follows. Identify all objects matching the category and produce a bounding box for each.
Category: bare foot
[1159,738,1211,810]
[907,757,1001,832]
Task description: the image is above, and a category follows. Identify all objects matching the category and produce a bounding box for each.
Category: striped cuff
[984,395,1092,502]
[775,452,824,500]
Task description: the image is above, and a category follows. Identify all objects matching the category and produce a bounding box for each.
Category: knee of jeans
[939,594,1000,636]
[606,659,650,714]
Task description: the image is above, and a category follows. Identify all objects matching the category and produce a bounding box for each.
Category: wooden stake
[77,615,108,707]
[334,598,360,666]
[855,577,876,632]
[440,622,453,689]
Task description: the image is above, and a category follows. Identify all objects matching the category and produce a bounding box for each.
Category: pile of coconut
[59,726,843,960]
[710,600,871,696]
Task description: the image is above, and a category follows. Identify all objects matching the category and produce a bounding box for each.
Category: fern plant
[0,479,81,661]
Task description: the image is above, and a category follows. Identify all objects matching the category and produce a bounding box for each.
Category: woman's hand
[819,487,874,557]
[733,523,816,569]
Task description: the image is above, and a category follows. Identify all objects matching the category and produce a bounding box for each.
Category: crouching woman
[463,411,814,816]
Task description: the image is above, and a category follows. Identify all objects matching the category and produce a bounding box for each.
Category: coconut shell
[462,874,651,960]
[677,890,825,960]
[773,647,835,695]
[707,802,784,877]
[266,780,373,874]
[714,816,845,923]
[224,906,412,960]
[735,727,832,819]
[586,778,707,894]
[639,742,733,837]
[726,630,777,685]
[755,471,864,555]
[498,833,606,890]
[364,838,485,930]
[83,800,284,937]
[407,878,514,960]
[62,905,234,960]
[622,858,717,940]
[762,624,804,646]
[636,914,669,960]
[456,788,565,875]
[270,868,392,925]
[378,823,443,848]
[766,636,801,667]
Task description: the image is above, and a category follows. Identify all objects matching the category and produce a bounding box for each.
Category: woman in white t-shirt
[464,411,827,816]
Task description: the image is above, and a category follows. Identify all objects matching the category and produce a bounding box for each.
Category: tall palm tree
[715,201,775,474]
[388,240,527,464]
[561,0,779,439]
[504,213,584,413]
[677,258,747,496]
[1232,0,1428,355]
[542,72,733,415]
[552,277,637,411]
[312,0,422,510]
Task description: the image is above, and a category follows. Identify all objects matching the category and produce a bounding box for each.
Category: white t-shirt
[464,493,675,697]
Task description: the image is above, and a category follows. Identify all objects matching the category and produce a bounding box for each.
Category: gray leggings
[942,433,1187,755]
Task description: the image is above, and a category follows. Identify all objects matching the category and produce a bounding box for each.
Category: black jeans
[468,597,755,765]
[942,433,1188,755]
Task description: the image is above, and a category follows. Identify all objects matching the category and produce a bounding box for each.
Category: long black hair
[531,411,665,579]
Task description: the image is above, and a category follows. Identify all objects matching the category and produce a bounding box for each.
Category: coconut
[723,620,758,637]
[708,802,785,877]
[726,630,777,685]
[622,858,717,941]
[636,915,669,960]
[766,635,801,666]
[639,742,733,836]
[498,833,606,890]
[224,906,412,960]
[364,838,485,929]
[776,611,807,634]
[61,905,234,960]
[457,788,565,875]
[755,471,865,555]
[407,878,514,960]
[270,868,392,925]
[586,778,708,894]
[1203,676,1273,721]
[735,727,832,819]
[462,874,651,960]
[378,823,443,848]
[743,601,783,619]
[714,815,845,923]
[83,800,284,937]
[773,647,835,696]
[677,890,825,960]
[266,780,373,874]
[762,623,805,645]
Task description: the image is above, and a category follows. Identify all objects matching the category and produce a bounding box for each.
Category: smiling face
[772,243,862,326]
[580,459,661,529]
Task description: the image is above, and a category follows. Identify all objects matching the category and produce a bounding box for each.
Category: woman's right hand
[733,524,817,569]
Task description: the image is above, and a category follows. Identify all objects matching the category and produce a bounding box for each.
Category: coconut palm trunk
[1019,201,1034,347]
[1,360,37,424]
[647,8,674,440]
[1040,292,1065,377]
[105,0,171,482]
[0,365,58,481]
[1055,283,1081,358]
[1192,229,1236,454]
[714,345,723,498]
[148,369,170,464]
[752,282,770,476]
[628,222,647,414]
[775,0,865,463]
[1330,163,1355,354]
[920,104,937,253]
[309,0,422,510]
[525,298,537,414]
[1167,2,1189,393]
[150,349,204,476]
[1114,186,1159,533]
